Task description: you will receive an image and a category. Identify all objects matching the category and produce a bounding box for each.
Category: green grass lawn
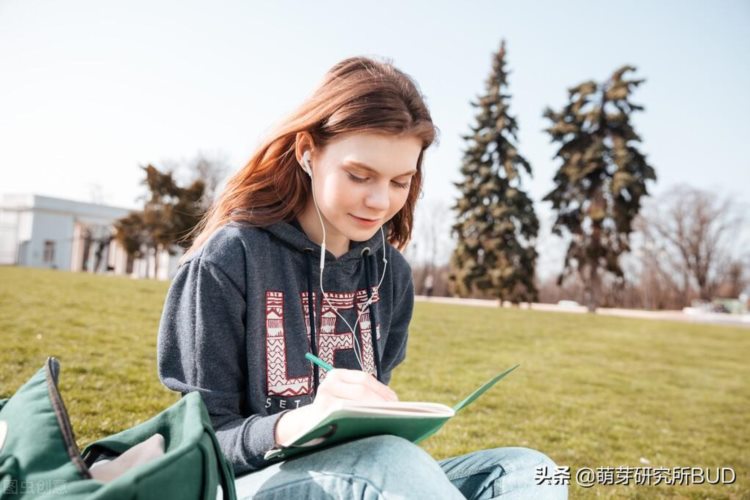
[1,266,748,499]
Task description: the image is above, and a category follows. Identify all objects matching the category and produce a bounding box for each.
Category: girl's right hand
[273,369,398,446]
[312,368,399,410]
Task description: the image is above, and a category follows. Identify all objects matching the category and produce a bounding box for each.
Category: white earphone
[302,151,313,177]
[301,149,389,371]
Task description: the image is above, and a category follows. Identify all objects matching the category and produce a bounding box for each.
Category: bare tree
[183,152,231,207]
[407,200,454,296]
[717,259,749,299]
[637,185,747,305]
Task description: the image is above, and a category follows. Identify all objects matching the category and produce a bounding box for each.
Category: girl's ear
[295,131,315,165]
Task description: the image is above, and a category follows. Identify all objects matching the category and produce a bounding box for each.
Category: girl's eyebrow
[343,160,417,177]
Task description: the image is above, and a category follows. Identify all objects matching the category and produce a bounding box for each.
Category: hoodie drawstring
[363,250,383,382]
[305,250,320,394]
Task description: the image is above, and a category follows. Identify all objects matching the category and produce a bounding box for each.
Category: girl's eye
[348,171,410,190]
[347,172,368,183]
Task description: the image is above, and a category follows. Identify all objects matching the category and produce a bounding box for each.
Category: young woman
[157,56,566,499]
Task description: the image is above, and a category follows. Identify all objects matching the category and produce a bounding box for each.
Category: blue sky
[1,0,748,272]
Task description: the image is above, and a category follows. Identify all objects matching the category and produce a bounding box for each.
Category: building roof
[1,193,132,220]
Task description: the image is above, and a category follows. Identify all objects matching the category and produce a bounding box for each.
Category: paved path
[415,296,750,328]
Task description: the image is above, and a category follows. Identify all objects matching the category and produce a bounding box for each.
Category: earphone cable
[307,162,388,371]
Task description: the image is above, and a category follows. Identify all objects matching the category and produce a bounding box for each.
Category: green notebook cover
[264,364,519,461]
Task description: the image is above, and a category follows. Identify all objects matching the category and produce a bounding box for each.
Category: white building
[0,194,181,280]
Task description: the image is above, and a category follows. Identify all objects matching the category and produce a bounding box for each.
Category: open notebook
[264,364,519,461]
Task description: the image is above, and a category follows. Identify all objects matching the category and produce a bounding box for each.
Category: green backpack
[0,357,236,499]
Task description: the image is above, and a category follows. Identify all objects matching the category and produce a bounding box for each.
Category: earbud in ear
[302,151,312,177]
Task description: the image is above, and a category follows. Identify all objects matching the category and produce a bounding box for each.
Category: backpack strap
[204,421,237,500]
[45,358,91,479]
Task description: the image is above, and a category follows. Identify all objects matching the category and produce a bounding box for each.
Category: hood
[261,219,387,264]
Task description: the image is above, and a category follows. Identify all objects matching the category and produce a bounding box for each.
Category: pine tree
[543,66,656,311]
[450,40,539,303]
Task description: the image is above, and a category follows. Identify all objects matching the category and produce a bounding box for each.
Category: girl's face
[299,132,422,255]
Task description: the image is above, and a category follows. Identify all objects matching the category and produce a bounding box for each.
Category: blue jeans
[230,436,567,499]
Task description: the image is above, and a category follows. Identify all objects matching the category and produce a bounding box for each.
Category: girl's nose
[365,185,389,211]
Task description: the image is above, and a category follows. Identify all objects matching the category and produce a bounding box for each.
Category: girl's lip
[349,214,380,225]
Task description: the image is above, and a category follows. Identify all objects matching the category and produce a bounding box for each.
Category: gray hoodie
[157,220,414,474]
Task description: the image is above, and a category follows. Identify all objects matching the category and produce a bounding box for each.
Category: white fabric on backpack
[89,433,165,483]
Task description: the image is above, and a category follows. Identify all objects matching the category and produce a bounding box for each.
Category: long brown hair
[183,56,437,261]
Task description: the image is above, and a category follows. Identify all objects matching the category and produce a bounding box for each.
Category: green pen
[305,352,334,372]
